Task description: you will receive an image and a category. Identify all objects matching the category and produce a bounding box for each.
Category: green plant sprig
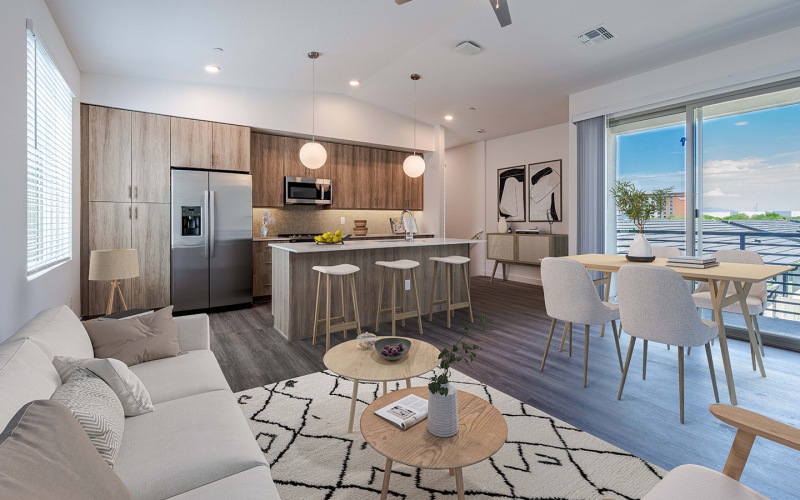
[610,181,673,234]
[428,340,480,396]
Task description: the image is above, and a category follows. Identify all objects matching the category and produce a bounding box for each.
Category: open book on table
[374,394,428,430]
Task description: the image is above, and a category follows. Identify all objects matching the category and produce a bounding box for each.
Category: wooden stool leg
[391,270,397,337]
[446,263,452,329]
[428,261,439,321]
[312,272,322,346]
[380,458,393,500]
[375,267,385,333]
[382,381,387,395]
[450,264,456,318]
[350,275,362,335]
[348,379,359,433]
[462,263,474,323]
[340,275,347,338]
[325,275,332,352]
[400,270,407,329]
[411,269,423,335]
[405,378,411,388]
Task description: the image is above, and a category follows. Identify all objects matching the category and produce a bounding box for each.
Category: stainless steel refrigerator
[171,169,252,312]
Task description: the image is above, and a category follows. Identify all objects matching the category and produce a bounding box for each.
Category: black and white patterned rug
[235,370,663,499]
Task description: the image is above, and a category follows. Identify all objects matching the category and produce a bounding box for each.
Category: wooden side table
[361,387,507,500]
[323,338,440,433]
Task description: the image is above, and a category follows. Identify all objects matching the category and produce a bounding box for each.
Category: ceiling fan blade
[395,0,414,4]
[489,0,512,27]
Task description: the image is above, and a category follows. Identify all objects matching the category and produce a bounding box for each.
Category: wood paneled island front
[269,238,481,341]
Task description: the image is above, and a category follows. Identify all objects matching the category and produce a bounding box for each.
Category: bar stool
[375,260,423,336]
[428,256,473,328]
[312,264,362,352]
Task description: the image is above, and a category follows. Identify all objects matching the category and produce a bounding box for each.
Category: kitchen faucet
[400,209,416,242]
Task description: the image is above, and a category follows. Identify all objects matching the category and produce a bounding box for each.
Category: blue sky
[617,102,800,212]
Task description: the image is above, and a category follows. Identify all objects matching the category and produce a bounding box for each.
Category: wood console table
[487,233,568,282]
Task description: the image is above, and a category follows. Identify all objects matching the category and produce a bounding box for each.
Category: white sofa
[0,305,280,499]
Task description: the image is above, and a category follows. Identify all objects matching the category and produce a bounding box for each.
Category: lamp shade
[403,154,425,178]
[299,141,327,169]
[88,249,140,281]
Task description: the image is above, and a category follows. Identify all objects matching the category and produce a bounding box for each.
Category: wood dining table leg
[598,272,611,337]
[733,281,766,378]
[380,457,393,500]
[455,467,465,500]
[709,279,738,405]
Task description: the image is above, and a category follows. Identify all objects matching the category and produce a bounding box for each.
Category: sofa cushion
[169,466,280,500]
[0,339,61,430]
[84,306,181,366]
[54,356,154,417]
[129,350,229,404]
[0,400,132,500]
[50,367,125,467]
[7,305,93,360]
[114,390,268,500]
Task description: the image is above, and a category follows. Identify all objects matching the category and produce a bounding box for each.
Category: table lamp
[88,249,140,315]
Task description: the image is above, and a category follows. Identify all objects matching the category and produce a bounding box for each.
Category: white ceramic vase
[260,223,268,237]
[427,383,459,438]
[497,217,509,234]
[628,233,653,258]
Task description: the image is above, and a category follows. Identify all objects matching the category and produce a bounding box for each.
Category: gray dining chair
[540,258,624,387]
[692,250,767,374]
[617,265,719,423]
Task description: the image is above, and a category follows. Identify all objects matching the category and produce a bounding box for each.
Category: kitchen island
[269,238,482,341]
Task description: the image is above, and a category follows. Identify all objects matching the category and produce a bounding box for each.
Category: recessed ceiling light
[349,80,360,87]
[444,115,454,121]
[205,65,220,73]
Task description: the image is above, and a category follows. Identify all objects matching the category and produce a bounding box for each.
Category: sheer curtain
[576,116,606,256]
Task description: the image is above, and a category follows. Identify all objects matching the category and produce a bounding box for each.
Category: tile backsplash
[252,207,415,237]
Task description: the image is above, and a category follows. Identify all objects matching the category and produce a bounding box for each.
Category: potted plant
[610,181,673,260]
[427,340,480,438]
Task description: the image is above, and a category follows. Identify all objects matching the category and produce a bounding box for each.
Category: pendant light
[403,73,426,178]
[299,51,327,170]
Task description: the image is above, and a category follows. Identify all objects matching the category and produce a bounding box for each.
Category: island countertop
[269,237,483,254]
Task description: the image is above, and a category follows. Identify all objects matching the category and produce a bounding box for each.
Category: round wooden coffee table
[323,338,440,433]
[361,387,508,500]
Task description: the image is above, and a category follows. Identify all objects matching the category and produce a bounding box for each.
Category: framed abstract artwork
[497,165,526,222]
[527,159,562,222]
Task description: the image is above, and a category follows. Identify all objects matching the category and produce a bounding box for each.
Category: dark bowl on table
[374,337,412,362]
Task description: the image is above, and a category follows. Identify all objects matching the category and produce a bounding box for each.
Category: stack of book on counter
[666,255,719,269]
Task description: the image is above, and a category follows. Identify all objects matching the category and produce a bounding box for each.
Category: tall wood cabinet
[170,117,250,171]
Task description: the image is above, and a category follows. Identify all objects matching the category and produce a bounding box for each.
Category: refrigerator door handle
[209,190,216,258]
[203,190,210,258]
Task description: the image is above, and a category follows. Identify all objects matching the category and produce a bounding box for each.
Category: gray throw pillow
[0,400,132,499]
[50,367,124,467]
[53,356,154,417]
[83,306,180,366]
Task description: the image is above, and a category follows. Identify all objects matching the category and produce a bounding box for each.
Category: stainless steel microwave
[284,177,332,205]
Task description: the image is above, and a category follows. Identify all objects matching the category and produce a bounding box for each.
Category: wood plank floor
[209,276,800,499]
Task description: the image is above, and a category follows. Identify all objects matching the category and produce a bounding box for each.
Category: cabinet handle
[135,207,138,219]
[128,207,132,219]
[134,186,138,199]
[128,185,132,199]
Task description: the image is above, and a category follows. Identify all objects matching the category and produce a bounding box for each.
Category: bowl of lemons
[314,230,344,244]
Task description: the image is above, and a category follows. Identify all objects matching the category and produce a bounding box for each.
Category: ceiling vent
[576,25,615,46]
[455,41,482,56]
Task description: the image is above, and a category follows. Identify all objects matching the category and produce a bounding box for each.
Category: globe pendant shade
[299,141,327,169]
[403,154,425,178]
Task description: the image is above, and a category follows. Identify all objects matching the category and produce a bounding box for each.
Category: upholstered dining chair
[644,404,800,499]
[540,258,624,387]
[617,265,719,423]
[692,250,768,374]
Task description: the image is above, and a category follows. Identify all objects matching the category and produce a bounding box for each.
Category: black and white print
[498,166,527,222]
[237,369,663,499]
[528,160,562,222]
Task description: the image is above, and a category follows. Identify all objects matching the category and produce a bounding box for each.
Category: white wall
[445,122,571,285]
[81,74,435,152]
[0,0,81,341]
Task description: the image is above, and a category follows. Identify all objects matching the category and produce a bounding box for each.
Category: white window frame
[26,20,74,279]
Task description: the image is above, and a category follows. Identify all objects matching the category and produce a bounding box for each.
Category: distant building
[649,192,686,219]
[740,211,766,217]
[705,211,732,218]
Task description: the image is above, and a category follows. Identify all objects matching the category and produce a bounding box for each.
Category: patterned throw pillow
[50,367,124,467]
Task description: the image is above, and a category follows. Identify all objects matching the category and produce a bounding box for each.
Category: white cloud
[734,121,748,126]
[703,157,765,177]
[704,188,738,198]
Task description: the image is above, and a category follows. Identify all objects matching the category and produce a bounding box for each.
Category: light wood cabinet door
[354,145,377,209]
[331,143,358,209]
[87,106,131,203]
[131,203,170,310]
[86,202,133,316]
[251,133,285,207]
[170,117,212,169]
[517,235,552,263]
[132,112,170,203]
[283,136,308,178]
[388,150,407,210]
[212,123,250,171]
[487,233,515,261]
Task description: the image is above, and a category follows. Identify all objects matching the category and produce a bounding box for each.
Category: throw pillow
[0,400,132,499]
[53,356,154,416]
[50,367,124,467]
[83,306,180,366]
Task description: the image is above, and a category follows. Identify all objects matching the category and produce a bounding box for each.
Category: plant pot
[497,217,508,234]
[427,384,458,438]
[628,233,653,258]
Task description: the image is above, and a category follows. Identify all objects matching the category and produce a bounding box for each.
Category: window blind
[26,25,73,277]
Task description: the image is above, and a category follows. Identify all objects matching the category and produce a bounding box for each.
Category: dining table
[563,253,794,406]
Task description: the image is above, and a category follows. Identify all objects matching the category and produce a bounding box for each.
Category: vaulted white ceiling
[46,0,800,148]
